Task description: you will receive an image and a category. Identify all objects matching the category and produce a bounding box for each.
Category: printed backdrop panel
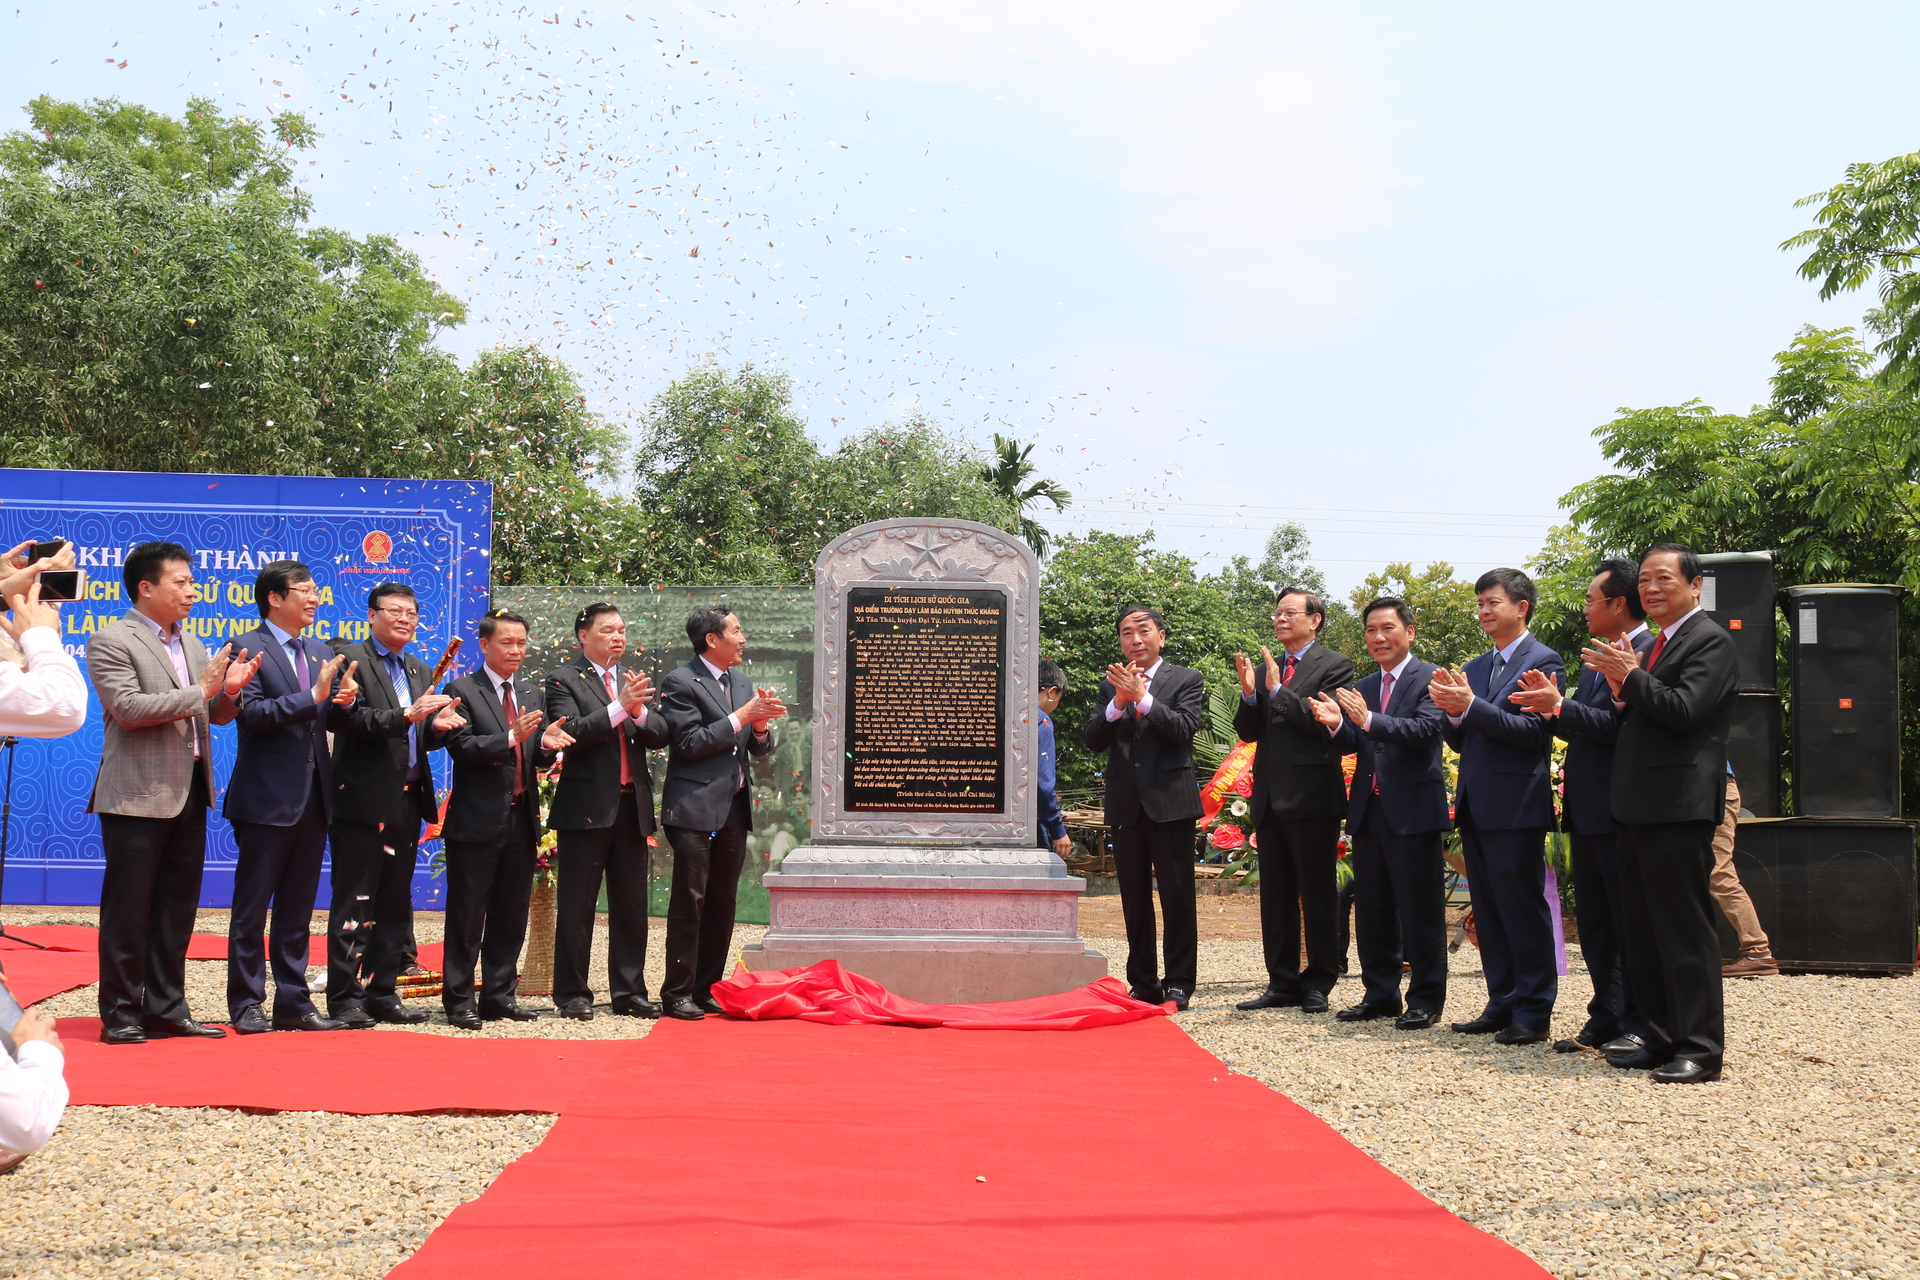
[0,469,492,908]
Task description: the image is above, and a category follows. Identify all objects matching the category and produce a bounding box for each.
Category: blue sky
[10,1,1915,592]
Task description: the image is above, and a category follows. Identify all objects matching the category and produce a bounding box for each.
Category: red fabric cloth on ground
[0,949,97,1004]
[0,924,101,952]
[393,1016,1552,1280]
[58,1018,634,1114]
[715,959,1172,1030]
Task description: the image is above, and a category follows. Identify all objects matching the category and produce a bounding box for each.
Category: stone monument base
[740,943,1108,1004]
[751,844,1109,1003]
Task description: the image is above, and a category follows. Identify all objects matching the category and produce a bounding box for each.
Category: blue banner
[0,469,492,909]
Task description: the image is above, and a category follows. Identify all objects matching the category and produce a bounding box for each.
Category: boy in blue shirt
[1038,660,1072,859]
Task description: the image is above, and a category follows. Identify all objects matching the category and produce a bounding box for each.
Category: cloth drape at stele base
[713,960,1173,1030]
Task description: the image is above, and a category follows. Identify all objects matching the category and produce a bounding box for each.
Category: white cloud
[713,1,1411,346]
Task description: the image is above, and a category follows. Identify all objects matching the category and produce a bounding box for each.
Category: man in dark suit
[87,542,260,1044]
[435,610,573,1029]
[1231,588,1355,1014]
[1580,543,1739,1084]
[1429,567,1565,1046]
[1313,597,1451,1028]
[544,602,671,1021]
[223,561,359,1034]
[1083,605,1205,1009]
[1510,558,1653,1056]
[327,582,464,1028]
[657,605,784,1021]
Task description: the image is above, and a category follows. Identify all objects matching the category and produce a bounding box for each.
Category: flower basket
[519,877,558,997]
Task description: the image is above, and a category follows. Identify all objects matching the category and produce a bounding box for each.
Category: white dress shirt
[1357,652,1416,733]
[0,626,87,738]
[589,659,647,729]
[0,1039,67,1155]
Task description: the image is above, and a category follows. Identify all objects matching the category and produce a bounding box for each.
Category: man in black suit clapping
[1316,597,1452,1028]
[1084,605,1205,1010]
[657,606,785,1021]
[1231,588,1355,1014]
[1579,544,1739,1084]
[434,610,574,1029]
[544,603,671,1021]
[1508,559,1654,1057]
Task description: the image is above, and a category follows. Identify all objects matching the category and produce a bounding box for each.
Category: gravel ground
[8,904,1919,1278]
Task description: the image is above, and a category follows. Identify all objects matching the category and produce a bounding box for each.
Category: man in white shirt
[0,540,87,738]
[0,999,67,1169]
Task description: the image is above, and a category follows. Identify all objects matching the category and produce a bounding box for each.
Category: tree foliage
[1345,561,1484,676]
[978,433,1071,557]
[1785,149,1920,389]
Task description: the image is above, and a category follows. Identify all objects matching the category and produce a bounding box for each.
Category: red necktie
[500,680,525,797]
[604,669,632,786]
[1378,670,1394,711]
[1646,633,1667,672]
[1283,654,1297,686]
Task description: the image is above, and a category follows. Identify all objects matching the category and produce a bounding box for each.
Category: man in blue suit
[1312,597,1451,1028]
[223,561,359,1034]
[1429,567,1565,1046]
[1510,558,1654,1056]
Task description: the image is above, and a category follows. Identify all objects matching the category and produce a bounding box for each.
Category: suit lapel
[124,616,187,690]
[690,659,733,720]
[253,628,298,693]
[470,671,507,735]
[575,656,613,707]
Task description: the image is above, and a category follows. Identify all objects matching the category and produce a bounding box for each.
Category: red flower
[1231,773,1253,798]
[1208,824,1246,850]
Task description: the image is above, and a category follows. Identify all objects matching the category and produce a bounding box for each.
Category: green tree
[827,422,1019,535]
[1526,523,1608,662]
[978,433,1071,557]
[1346,562,1483,675]
[1784,149,1920,389]
[1255,520,1328,597]
[0,95,629,584]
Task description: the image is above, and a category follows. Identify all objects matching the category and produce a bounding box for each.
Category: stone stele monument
[740,518,1108,1002]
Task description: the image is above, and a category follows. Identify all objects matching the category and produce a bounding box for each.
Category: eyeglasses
[1272,609,1311,621]
[375,607,419,623]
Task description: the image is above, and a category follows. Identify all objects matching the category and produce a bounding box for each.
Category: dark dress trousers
[1554,627,1656,1043]
[222,625,353,1021]
[657,658,775,1002]
[1083,662,1206,996]
[435,669,557,1016]
[544,655,671,1008]
[1336,658,1451,1015]
[326,639,441,1013]
[1611,612,1739,1069]
[1441,634,1565,1029]
[1232,643,1355,998]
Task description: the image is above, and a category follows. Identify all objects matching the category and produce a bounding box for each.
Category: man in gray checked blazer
[87,541,262,1045]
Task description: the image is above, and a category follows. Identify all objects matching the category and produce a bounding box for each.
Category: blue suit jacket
[1336,658,1451,835]
[223,625,353,827]
[1554,628,1656,836]
[1441,634,1564,831]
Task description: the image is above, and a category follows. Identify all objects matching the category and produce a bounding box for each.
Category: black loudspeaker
[1726,692,1782,818]
[1699,552,1777,691]
[1716,818,1916,973]
[1783,585,1904,818]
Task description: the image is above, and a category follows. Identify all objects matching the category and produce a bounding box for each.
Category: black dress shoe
[101,1025,148,1045]
[1161,986,1192,1012]
[481,1004,540,1022]
[1606,1046,1673,1071]
[445,1009,484,1031]
[1450,1015,1509,1035]
[1394,1008,1438,1030]
[273,1010,348,1032]
[367,999,429,1025]
[1235,989,1302,1011]
[143,1017,226,1039]
[1128,986,1165,1005]
[693,995,725,1016]
[612,998,665,1019]
[1553,1026,1615,1053]
[1493,1022,1548,1045]
[558,998,595,1022]
[1336,1000,1401,1022]
[1650,1058,1722,1084]
[232,1005,275,1035]
[663,996,706,1021]
[329,1004,377,1030]
[1599,1033,1645,1056]
[1300,991,1330,1013]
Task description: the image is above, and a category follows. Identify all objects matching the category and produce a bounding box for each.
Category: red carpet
[1,949,98,1003]
[57,1018,635,1114]
[717,959,1172,1029]
[0,923,102,952]
[392,1016,1551,1280]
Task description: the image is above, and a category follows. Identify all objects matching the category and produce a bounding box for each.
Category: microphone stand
[0,736,47,949]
